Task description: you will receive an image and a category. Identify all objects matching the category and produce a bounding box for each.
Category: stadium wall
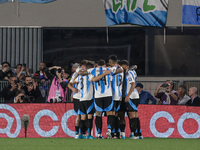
[0,0,193,27]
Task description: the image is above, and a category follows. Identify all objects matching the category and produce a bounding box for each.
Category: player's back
[70,72,80,99]
[126,70,139,99]
[111,66,124,101]
[89,67,112,98]
[76,75,93,101]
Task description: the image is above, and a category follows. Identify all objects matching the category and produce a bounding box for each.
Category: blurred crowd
[0,61,199,106]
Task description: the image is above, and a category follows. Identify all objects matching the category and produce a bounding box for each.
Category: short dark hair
[32,76,41,84]
[179,85,187,93]
[25,75,32,79]
[106,63,111,67]
[81,60,88,66]
[16,89,25,96]
[9,74,17,79]
[97,59,106,66]
[16,64,22,68]
[2,61,10,67]
[119,60,129,66]
[40,62,46,68]
[108,55,118,63]
[86,61,95,69]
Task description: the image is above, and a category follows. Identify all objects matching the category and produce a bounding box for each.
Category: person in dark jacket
[1,75,20,103]
[186,87,200,106]
[0,62,15,80]
[136,83,157,104]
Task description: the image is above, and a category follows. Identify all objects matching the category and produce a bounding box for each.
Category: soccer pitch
[0,138,199,150]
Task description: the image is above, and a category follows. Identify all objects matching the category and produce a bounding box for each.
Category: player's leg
[73,98,80,139]
[114,101,121,139]
[128,111,138,139]
[95,111,103,138]
[79,114,87,139]
[118,111,126,139]
[104,97,115,139]
[94,98,104,139]
[135,112,143,139]
[126,99,140,139]
[118,98,126,139]
[85,100,95,139]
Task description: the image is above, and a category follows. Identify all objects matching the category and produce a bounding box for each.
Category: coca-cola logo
[0,104,21,138]
[139,105,200,138]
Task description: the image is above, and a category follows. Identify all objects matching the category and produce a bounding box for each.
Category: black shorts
[114,101,121,112]
[94,96,114,112]
[73,98,80,115]
[119,98,126,112]
[125,98,140,112]
[79,100,94,115]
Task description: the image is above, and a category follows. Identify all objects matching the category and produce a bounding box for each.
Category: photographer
[14,90,26,103]
[0,62,15,80]
[44,66,68,103]
[1,75,21,103]
[15,64,30,81]
[33,62,48,81]
[154,80,178,105]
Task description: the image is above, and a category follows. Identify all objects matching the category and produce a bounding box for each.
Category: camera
[50,96,63,103]
[19,95,35,103]
[14,80,19,85]
[26,82,33,86]
[161,83,170,87]
[57,68,62,73]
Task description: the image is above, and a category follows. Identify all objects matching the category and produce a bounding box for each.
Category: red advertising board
[0,104,130,138]
[138,104,200,138]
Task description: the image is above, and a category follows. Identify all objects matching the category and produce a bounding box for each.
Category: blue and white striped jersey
[75,75,93,101]
[125,70,139,99]
[111,66,124,101]
[69,72,80,99]
[88,67,113,98]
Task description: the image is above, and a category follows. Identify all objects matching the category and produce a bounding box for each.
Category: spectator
[44,66,68,103]
[21,75,33,97]
[31,76,46,103]
[21,75,46,103]
[1,75,21,103]
[15,64,30,80]
[136,83,157,104]
[33,62,48,81]
[14,90,26,103]
[177,85,190,105]
[154,80,178,105]
[186,87,200,106]
[0,62,15,80]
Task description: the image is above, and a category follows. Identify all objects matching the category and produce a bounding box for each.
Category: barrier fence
[0,103,130,138]
[0,103,199,138]
[1,80,200,104]
[0,80,72,103]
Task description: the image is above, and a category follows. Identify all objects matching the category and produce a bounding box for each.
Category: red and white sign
[0,104,131,138]
[138,105,200,138]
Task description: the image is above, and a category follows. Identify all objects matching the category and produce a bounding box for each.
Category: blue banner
[104,0,169,27]
[0,0,12,4]
[182,0,200,25]
[18,0,55,3]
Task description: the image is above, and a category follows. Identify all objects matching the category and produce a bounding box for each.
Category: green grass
[0,138,199,150]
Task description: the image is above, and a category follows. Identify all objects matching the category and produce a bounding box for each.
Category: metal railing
[1,79,200,103]
[0,80,72,103]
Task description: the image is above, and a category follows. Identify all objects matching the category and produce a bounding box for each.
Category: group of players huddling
[68,55,143,139]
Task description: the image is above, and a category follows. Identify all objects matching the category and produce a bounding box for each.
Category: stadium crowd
[0,55,200,139]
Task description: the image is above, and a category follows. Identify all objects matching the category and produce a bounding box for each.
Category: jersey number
[97,75,107,86]
[117,74,122,86]
[80,78,84,90]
